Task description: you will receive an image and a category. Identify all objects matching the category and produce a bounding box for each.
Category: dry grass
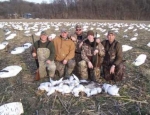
[0,19,150,115]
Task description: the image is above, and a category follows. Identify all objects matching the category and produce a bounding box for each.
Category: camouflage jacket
[81,38,105,63]
[75,32,87,54]
[101,40,123,66]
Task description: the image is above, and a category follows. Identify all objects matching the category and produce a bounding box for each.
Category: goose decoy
[133,54,147,66]
[122,45,133,52]
[11,47,25,54]
[0,102,24,115]
[0,65,22,78]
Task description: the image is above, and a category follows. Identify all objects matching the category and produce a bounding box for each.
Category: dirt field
[0,19,150,115]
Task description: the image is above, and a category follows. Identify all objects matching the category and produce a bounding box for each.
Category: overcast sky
[0,0,53,4]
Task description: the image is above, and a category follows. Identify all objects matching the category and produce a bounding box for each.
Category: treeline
[0,0,150,20]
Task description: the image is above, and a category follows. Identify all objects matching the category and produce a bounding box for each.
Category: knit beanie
[87,30,94,36]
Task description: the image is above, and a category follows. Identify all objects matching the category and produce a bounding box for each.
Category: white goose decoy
[133,54,147,66]
[48,34,56,40]
[5,33,17,40]
[102,83,112,93]
[122,45,133,52]
[147,42,150,47]
[5,31,11,35]
[11,47,25,54]
[22,43,32,49]
[130,37,137,41]
[0,43,5,50]
[0,102,24,115]
[35,31,42,36]
[0,65,22,78]
[107,85,120,96]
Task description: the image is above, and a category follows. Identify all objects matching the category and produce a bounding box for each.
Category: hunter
[71,24,87,76]
[32,31,56,81]
[53,28,76,79]
[101,30,125,81]
[78,30,105,82]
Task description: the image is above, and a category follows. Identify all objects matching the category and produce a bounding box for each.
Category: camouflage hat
[87,30,94,36]
[41,31,47,35]
[108,30,115,35]
[75,24,82,29]
[61,28,67,33]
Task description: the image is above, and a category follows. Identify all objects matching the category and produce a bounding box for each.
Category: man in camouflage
[79,30,105,82]
[32,31,56,81]
[101,30,125,81]
[71,24,87,76]
[53,28,76,79]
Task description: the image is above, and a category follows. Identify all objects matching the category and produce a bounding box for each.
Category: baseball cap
[108,30,115,35]
[41,31,47,35]
[75,24,82,29]
[61,28,67,33]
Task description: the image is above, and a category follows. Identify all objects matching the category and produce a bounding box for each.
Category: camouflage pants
[103,63,125,81]
[55,59,76,78]
[78,60,101,81]
[39,61,56,78]
[73,53,82,77]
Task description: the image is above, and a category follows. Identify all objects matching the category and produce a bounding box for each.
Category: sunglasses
[76,29,81,31]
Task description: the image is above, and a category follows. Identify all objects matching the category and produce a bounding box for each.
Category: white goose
[0,41,9,50]
[122,45,133,52]
[147,42,150,47]
[0,102,24,115]
[133,54,147,66]
[5,33,17,40]
[0,65,22,78]
[11,47,25,54]
[130,37,137,41]
[50,77,63,86]
[102,83,112,93]
[22,43,32,49]
[107,85,120,96]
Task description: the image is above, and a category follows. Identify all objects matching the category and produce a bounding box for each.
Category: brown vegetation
[0,0,150,20]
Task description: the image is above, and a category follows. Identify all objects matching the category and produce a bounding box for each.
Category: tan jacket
[53,36,75,61]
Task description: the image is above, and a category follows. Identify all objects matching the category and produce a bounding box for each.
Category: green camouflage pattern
[78,60,101,81]
[55,59,76,78]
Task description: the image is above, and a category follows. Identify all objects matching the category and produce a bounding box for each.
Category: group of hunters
[31,24,125,83]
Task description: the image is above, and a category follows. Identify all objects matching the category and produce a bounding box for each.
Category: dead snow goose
[102,83,112,93]
[107,85,120,96]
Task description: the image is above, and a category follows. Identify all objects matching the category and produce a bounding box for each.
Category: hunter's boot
[34,69,40,81]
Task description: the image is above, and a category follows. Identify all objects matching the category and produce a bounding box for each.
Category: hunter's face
[61,32,68,38]
[76,28,82,35]
[88,35,94,42]
[40,35,47,42]
[107,34,115,44]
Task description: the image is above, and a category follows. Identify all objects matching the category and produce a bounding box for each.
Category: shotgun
[31,34,39,68]
[89,32,98,82]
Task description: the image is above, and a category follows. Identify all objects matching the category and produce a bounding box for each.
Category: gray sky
[0,0,53,4]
